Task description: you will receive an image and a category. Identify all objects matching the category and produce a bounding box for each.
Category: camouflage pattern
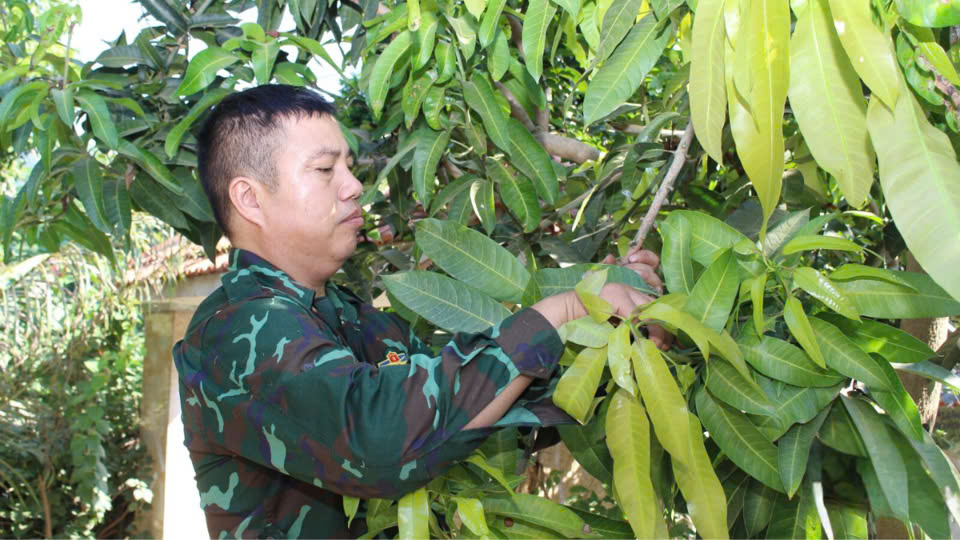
[173,249,569,538]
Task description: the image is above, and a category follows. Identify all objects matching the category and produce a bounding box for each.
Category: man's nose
[342,169,363,200]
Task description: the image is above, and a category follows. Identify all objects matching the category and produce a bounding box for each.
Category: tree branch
[629,120,695,250]
[537,132,601,163]
[506,14,523,53]
[537,87,550,132]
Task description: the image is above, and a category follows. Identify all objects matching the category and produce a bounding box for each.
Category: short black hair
[196,84,338,237]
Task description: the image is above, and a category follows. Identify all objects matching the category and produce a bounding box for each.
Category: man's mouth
[342,207,364,226]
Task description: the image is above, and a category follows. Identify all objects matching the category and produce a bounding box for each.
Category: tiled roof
[125,235,231,285]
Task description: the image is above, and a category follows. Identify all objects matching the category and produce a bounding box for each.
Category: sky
[71,0,349,95]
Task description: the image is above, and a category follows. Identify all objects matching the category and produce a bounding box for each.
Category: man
[173,84,665,538]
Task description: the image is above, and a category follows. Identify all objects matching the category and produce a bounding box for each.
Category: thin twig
[628,120,695,251]
[63,23,74,87]
[40,466,52,539]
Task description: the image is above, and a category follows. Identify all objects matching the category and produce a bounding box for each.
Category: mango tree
[3,0,960,537]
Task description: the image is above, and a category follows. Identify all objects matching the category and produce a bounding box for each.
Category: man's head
[197,85,364,291]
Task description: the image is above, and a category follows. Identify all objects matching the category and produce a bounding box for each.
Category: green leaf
[793,266,859,320]
[659,213,695,294]
[71,158,110,234]
[867,93,960,305]
[562,317,615,347]
[251,39,281,85]
[359,136,417,206]
[675,210,752,268]
[465,453,514,494]
[344,495,360,527]
[479,0,507,47]
[749,274,767,334]
[102,179,131,237]
[117,140,183,196]
[522,0,556,81]
[595,0,646,66]
[829,263,918,290]
[605,389,657,539]
[412,129,449,209]
[489,30,511,81]
[891,431,951,540]
[752,378,842,441]
[75,90,119,149]
[576,269,613,323]
[551,0,581,19]
[398,488,429,540]
[706,360,775,416]
[841,396,909,517]
[505,119,560,204]
[818,401,867,456]
[908,429,960,527]
[172,169,214,222]
[826,505,867,540]
[415,218,530,303]
[608,323,637,396]
[558,421,613,484]
[743,481,777,537]
[765,487,821,539]
[368,31,413,120]
[809,317,891,390]
[482,494,590,538]
[690,0,726,163]
[868,356,925,442]
[777,408,829,498]
[789,0,874,208]
[782,234,863,255]
[51,88,75,127]
[402,71,436,129]
[165,88,231,158]
[896,0,960,27]
[832,269,960,318]
[555,346,607,423]
[488,158,540,233]
[783,296,827,368]
[729,0,789,231]
[463,73,511,152]
[828,0,901,107]
[454,497,489,537]
[740,336,845,387]
[893,360,960,394]
[816,313,934,364]
[139,0,188,35]
[282,34,345,77]
[95,45,151,68]
[684,248,739,332]
[176,47,241,96]
[633,340,729,539]
[381,271,511,333]
[129,174,190,230]
[584,15,670,125]
[695,388,784,492]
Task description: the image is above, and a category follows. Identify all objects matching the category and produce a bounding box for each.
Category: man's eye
[317,167,333,173]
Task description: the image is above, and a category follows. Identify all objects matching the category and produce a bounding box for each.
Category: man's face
[258,113,363,282]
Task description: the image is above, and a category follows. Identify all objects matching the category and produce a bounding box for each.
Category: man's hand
[602,245,673,350]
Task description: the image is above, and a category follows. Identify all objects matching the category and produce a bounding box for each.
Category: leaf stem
[63,23,75,87]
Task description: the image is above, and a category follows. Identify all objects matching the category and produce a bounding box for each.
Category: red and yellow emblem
[378,351,408,367]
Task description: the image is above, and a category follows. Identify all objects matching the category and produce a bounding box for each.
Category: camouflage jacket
[173,249,569,538]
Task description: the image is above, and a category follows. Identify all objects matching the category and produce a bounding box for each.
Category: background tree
[3,0,960,537]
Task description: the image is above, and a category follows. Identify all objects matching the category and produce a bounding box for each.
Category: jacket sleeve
[175,296,564,499]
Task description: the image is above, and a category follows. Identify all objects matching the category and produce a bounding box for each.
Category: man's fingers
[622,263,664,293]
[646,324,673,351]
[601,253,616,264]
[627,248,660,268]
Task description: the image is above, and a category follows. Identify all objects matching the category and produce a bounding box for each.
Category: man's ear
[228,177,266,228]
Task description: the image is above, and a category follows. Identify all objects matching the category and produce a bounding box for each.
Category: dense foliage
[4,0,960,537]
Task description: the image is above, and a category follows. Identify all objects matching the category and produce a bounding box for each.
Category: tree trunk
[875,252,949,539]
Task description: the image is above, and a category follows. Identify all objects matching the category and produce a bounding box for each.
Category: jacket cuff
[493,307,565,379]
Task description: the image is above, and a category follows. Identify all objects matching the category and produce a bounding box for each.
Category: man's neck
[231,240,332,297]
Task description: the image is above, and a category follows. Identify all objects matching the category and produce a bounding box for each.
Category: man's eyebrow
[306,148,357,162]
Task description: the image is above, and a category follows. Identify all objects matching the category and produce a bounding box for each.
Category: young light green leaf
[684,248,739,332]
[463,73,511,151]
[827,505,868,540]
[841,396,909,517]
[71,158,110,234]
[690,0,726,163]
[381,271,511,333]
[781,234,863,255]
[750,273,766,334]
[176,47,241,96]
[896,0,960,27]
[488,158,540,232]
[454,497,490,537]
[489,29,511,81]
[608,323,637,396]
[809,317,891,390]
[398,488,429,540]
[789,0,874,208]
[368,31,413,120]
[251,39,280,85]
[817,313,934,365]
[740,336,845,387]
[605,389,657,540]
[344,495,360,527]
[415,218,531,303]
[783,296,826,368]
[659,212,695,294]
[506,119,560,204]
[828,0,901,108]
[75,90,119,149]
[868,91,960,305]
[793,266,860,320]
[562,317,615,347]
[412,129,449,209]
[705,360,775,416]
[482,494,590,538]
[829,263,918,290]
[777,408,829,498]
[522,0,556,81]
[695,388,784,492]
[576,268,611,323]
[583,15,671,125]
[165,88,231,158]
